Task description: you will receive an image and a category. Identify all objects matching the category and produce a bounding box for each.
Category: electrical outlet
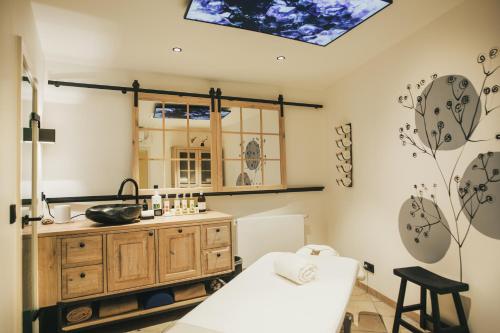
[363,261,375,274]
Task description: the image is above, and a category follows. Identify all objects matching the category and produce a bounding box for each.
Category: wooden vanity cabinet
[34,212,234,308]
[107,230,156,292]
[158,226,201,283]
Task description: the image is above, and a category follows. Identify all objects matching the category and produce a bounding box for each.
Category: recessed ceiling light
[276,56,286,61]
[172,47,182,53]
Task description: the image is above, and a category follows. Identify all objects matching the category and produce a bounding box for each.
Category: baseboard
[355,280,420,324]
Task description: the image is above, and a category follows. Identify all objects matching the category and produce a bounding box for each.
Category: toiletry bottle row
[142,191,208,216]
[171,193,206,215]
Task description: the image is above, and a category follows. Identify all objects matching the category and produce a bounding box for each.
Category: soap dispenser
[198,192,206,213]
[152,185,162,216]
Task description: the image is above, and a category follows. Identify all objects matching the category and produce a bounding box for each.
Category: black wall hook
[132,80,140,107]
[278,94,284,117]
[216,88,222,113]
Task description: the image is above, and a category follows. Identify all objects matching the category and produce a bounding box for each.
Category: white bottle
[189,193,196,214]
[163,198,170,215]
[152,185,162,211]
[174,194,181,215]
[181,193,188,214]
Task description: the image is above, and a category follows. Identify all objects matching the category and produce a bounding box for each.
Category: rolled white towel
[273,253,318,285]
[296,244,339,257]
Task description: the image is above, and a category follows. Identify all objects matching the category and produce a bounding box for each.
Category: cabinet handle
[80,272,86,278]
[149,231,154,236]
[216,253,221,258]
[216,228,220,233]
[79,242,85,248]
[178,229,183,233]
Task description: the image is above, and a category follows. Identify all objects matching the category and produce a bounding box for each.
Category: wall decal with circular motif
[397,47,499,281]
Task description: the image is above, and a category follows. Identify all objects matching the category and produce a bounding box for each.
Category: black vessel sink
[85,204,142,225]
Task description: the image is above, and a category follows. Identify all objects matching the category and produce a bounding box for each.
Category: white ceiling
[32,0,463,88]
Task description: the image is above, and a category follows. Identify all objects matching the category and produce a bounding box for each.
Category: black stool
[393,266,469,333]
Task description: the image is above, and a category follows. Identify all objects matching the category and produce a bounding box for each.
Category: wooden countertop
[23,211,233,238]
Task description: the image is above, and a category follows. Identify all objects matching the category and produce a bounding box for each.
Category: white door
[0,34,25,332]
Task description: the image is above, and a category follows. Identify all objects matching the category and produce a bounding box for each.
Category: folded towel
[296,244,339,257]
[273,253,317,285]
[66,305,92,324]
[141,290,174,309]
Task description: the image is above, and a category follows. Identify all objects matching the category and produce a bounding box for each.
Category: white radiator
[236,214,305,268]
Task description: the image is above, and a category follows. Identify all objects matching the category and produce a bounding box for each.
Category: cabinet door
[107,230,156,292]
[158,226,201,283]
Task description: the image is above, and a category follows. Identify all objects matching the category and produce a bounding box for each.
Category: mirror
[135,95,286,192]
[21,63,37,333]
[137,96,214,190]
[21,73,33,198]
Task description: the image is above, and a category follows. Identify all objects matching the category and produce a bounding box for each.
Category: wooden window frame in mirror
[216,100,287,192]
[133,93,218,194]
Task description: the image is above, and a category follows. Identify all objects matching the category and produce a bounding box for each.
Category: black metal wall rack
[22,186,325,205]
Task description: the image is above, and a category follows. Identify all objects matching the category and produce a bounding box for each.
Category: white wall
[325,0,500,331]
[0,0,45,331]
[42,69,329,243]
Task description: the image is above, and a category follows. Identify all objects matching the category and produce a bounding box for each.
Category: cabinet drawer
[61,265,104,299]
[202,247,232,275]
[202,223,231,249]
[61,235,103,267]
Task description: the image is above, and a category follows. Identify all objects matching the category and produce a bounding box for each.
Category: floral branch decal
[397,47,500,281]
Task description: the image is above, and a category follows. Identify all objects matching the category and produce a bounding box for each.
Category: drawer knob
[149,231,154,236]
[216,228,220,233]
[80,272,86,279]
[178,229,183,233]
[216,253,221,258]
[79,242,85,248]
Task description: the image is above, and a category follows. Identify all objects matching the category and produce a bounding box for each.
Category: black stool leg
[392,278,407,333]
[452,292,469,333]
[420,286,427,330]
[430,292,441,333]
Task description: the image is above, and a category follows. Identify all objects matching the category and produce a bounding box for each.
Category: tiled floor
[99,285,422,333]
[347,284,425,333]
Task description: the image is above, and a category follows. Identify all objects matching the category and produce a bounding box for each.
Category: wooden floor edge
[355,280,420,324]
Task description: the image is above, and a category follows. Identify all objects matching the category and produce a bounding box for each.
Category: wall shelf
[22,186,324,205]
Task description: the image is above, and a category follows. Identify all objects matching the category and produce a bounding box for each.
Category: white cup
[54,205,71,224]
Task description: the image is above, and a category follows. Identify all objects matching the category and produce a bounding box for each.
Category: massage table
[167,252,359,333]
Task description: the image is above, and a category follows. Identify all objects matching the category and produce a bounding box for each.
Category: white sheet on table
[172,252,358,333]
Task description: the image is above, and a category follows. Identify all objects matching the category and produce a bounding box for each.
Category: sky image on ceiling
[185,0,392,46]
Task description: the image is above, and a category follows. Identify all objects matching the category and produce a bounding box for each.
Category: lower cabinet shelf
[61,296,208,332]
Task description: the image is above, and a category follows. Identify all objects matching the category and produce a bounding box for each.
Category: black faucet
[117,178,139,204]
